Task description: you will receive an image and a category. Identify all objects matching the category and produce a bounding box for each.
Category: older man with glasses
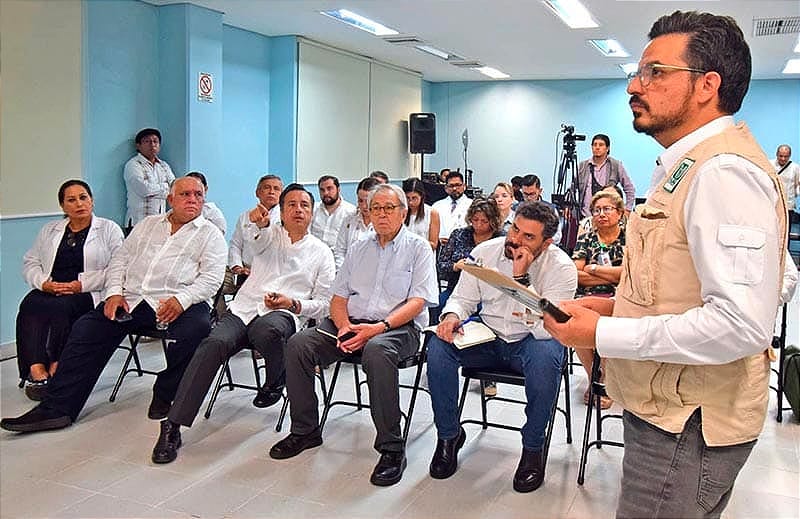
[432,171,472,245]
[270,183,438,487]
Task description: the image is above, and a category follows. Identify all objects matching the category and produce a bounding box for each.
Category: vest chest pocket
[620,210,668,306]
[717,225,766,285]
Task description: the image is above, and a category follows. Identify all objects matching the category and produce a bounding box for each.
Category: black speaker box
[409,113,436,154]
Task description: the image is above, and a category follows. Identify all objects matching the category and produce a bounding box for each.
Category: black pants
[168,311,295,427]
[39,301,211,421]
[16,289,93,380]
[285,318,419,453]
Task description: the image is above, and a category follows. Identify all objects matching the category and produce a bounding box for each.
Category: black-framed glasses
[627,63,707,87]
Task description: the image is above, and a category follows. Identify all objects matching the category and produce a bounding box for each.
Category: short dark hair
[515,201,559,240]
[369,170,389,183]
[186,171,207,188]
[257,174,282,187]
[445,171,464,184]
[58,179,93,205]
[135,128,161,144]
[317,175,340,188]
[466,197,502,233]
[648,10,750,114]
[357,176,380,192]
[520,174,541,188]
[592,134,610,147]
[279,183,315,210]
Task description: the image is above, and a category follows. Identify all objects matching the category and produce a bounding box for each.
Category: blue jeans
[426,334,563,451]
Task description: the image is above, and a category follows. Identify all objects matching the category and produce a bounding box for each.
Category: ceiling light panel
[542,0,599,29]
[588,39,630,57]
[320,9,398,36]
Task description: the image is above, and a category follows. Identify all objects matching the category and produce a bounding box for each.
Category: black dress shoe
[513,448,545,493]
[370,451,407,486]
[269,430,323,459]
[152,420,182,464]
[0,406,71,433]
[148,394,171,420]
[429,427,466,479]
[253,385,284,408]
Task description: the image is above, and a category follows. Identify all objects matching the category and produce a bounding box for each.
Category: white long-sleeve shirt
[104,212,227,312]
[228,205,280,268]
[228,223,335,328]
[123,153,175,226]
[443,237,577,342]
[22,215,124,306]
[597,116,785,365]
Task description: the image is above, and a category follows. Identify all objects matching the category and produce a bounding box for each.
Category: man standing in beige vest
[544,11,787,519]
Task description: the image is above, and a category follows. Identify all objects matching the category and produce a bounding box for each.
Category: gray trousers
[617,408,756,519]
[168,311,295,427]
[285,318,419,453]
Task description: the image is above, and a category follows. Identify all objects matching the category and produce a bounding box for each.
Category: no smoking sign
[198,72,214,102]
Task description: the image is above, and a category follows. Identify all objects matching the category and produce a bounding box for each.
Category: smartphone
[540,299,571,323]
[337,331,357,342]
[115,307,133,322]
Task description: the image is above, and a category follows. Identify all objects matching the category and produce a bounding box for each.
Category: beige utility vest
[606,122,787,446]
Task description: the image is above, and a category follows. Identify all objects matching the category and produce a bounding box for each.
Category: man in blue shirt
[269,183,438,487]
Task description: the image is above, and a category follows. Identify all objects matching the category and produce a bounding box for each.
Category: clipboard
[460,263,571,322]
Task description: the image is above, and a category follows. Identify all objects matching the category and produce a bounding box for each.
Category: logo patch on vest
[663,159,695,193]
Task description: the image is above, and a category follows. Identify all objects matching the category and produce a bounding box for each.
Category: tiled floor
[1,295,798,518]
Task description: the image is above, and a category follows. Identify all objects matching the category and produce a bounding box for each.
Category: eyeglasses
[592,206,618,216]
[627,63,707,87]
[446,183,464,189]
[370,204,400,215]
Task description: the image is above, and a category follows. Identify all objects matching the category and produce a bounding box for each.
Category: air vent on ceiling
[448,60,483,68]
[753,17,800,36]
[382,35,424,45]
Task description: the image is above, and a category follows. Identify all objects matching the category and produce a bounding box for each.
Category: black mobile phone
[115,307,133,322]
[540,299,571,323]
[338,331,357,342]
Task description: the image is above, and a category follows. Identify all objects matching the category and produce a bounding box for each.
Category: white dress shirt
[772,158,800,211]
[310,199,357,251]
[202,202,227,236]
[433,195,472,239]
[228,223,335,328]
[104,213,227,312]
[123,153,175,226]
[228,205,280,268]
[334,212,372,271]
[442,237,577,342]
[23,215,124,306]
[597,116,785,365]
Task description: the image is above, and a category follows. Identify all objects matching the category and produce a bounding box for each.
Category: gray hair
[367,183,407,211]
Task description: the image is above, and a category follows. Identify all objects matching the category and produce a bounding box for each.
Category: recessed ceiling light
[474,66,510,79]
[320,9,399,36]
[782,58,800,74]
[619,63,638,76]
[415,45,451,60]
[543,0,599,29]
[588,39,630,58]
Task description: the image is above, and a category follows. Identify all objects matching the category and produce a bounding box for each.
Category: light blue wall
[220,25,271,234]
[268,36,298,185]
[423,79,800,197]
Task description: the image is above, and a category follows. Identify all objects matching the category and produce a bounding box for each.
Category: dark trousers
[16,289,93,379]
[168,311,295,427]
[285,317,419,453]
[617,409,756,519]
[39,301,211,421]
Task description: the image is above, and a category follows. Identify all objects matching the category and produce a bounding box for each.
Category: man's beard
[322,195,338,207]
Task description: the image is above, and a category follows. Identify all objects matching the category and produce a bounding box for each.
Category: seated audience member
[519,174,562,244]
[369,170,389,184]
[403,177,441,250]
[571,190,626,409]
[577,133,636,218]
[427,202,577,492]
[16,180,124,400]
[1,177,227,433]
[334,177,380,270]
[124,128,175,230]
[311,175,357,252]
[432,171,472,245]
[186,171,227,235]
[269,184,438,487]
[492,182,516,232]
[151,184,335,464]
